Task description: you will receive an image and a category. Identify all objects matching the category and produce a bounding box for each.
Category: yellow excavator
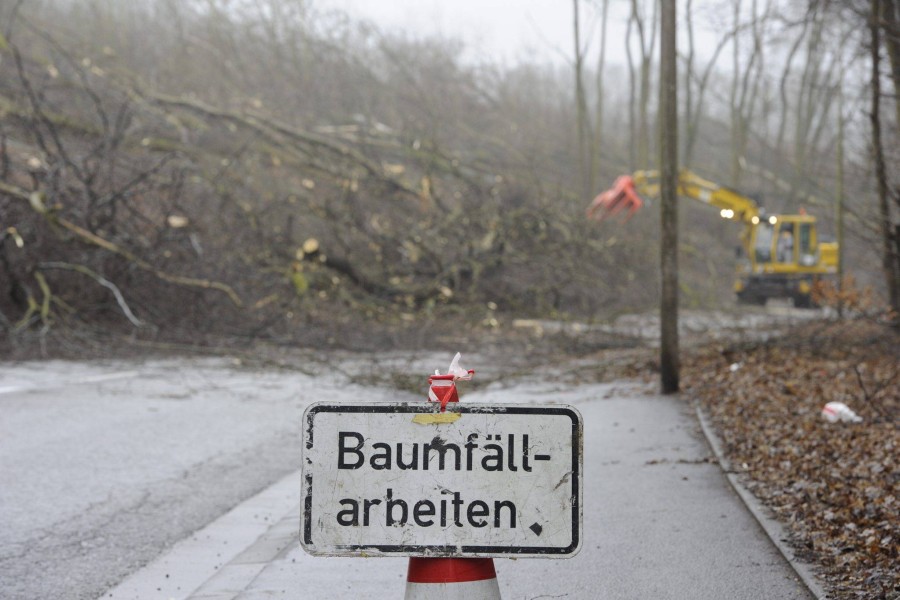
[587,170,839,307]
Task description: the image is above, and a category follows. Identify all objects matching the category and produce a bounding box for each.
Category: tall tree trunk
[683,0,694,165]
[683,29,733,167]
[883,0,900,126]
[573,0,593,199]
[836,69,846,317]
[632,0,657,169]
[592,0,610,184]
[729,0,767,188]
[775,18,810,159]
[790,5,834,201]
[871,0,900,318]
[660,0,679,394]
[625,13,637,170]
[883,0,900,321]
[729,0,743,186]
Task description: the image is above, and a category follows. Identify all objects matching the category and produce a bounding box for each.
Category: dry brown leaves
[683,320,899,599]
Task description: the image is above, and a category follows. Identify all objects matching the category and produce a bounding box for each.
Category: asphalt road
[0,353,816,600]
[0,355,425,600]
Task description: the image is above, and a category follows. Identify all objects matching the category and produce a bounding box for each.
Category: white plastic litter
[821,401,863,423]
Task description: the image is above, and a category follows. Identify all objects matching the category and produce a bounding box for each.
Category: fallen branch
[139,90,423,200]
[39,261,143,327]
[0,180,244,307]
[53,215,244,306]
[12,271,50,331]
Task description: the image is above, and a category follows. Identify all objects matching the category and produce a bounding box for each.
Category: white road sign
[300,402,582,558]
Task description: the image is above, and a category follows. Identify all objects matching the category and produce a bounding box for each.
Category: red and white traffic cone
[405,557,501,600]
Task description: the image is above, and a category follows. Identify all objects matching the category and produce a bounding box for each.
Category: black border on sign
[301,402,582,557]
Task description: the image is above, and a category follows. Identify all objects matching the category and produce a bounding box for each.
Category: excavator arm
[587,169,761,224]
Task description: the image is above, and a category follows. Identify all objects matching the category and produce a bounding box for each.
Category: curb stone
[100,472,300,600]
[694,405,829,600]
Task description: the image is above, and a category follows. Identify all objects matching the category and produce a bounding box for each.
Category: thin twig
[853,364,870,401]
[39,261,144,327]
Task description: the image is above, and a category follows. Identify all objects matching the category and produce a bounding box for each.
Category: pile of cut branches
[684,320,899,599]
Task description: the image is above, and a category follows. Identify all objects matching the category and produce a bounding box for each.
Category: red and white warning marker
[405,557,501,600]
[427,352,474,411]
[407,358,501,599]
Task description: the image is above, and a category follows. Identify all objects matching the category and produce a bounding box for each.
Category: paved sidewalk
[102,382,817,600]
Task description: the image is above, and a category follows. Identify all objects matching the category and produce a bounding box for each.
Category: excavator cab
[740,214,828,306]
[751,216,819,270]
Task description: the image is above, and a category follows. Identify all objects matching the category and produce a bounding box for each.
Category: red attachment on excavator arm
[586,175,644,222]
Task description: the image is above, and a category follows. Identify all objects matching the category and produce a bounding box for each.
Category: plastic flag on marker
[428,353,475,412]
[447,352,473,380]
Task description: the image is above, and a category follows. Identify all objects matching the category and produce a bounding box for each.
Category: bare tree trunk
[871,0,900,318]
[683,0,695,165]
[660,0,679,394]
[882,0,900,126]
[573,0,593,199]
[625,13,637,170]
[836,67,846,317]
[683,27,734,167]
[790,5,838,199]
[632,0,657,169]
[882,0,900,321]
[775,17,810,159]
[729,0,743,186]
[592,0,610,184]
[729,0,767,188]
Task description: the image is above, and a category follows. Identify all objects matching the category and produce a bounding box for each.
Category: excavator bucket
[586,175,644,222]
